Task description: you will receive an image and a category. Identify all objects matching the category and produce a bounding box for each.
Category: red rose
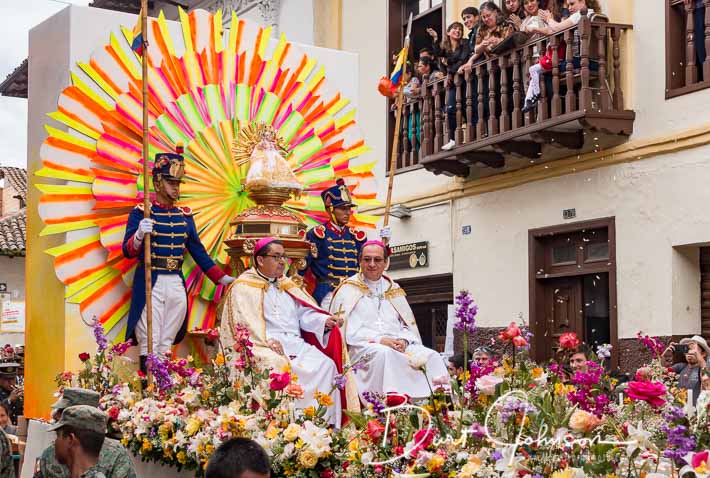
[366,419,386,441]
[410,428,435,457]
[627,380,667,407]
[79,352,90,362]
[268,372,290,391]
[320,470,334,478]
[206,328,220,342]
[512,336,528,347]
[108,406,120,420]
[385,392,409,407]
[559,332,580,350]
[498,322,521,342]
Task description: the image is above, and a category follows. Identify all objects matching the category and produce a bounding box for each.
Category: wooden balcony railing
[390,15,635,178]
[666,0,710,98]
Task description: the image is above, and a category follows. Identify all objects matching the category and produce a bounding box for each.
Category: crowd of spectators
[394,0,603,151]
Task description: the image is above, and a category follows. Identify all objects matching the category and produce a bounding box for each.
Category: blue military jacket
[121,202,223,345]
[304,222,366,304]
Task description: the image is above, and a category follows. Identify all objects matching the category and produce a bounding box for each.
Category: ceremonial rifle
[139,0,154,385]
[382,13,413,246]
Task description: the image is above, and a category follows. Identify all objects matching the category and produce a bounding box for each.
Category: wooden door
[542,277,583,359]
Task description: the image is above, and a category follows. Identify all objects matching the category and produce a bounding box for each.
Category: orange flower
[285,383,304,399]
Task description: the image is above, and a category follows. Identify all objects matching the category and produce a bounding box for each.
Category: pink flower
[366,419,386,441]
[475,374,504,395]
[269,372,290,391]
[285,383,304,399]
[692,450,710,469]
[409,428,435,457]
[498,322,521,342]
[512,336,528,347]
[627,380,667,407]
[559,332,581,350]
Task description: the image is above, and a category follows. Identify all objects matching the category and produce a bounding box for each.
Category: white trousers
[526,63,545,102]
[135,274,187,356]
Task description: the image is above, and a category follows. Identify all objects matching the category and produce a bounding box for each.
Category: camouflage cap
[47,405,108,434]
[51,387,101,409]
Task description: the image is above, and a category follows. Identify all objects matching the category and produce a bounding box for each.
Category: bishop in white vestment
[219,238,349,426]
[330,240,450,399]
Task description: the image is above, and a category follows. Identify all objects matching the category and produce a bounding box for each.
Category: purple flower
[491,450,503,461]
[92,319,108,353]
[362,391,385,414]
[146,354,174,391]
[333,374,347,391]
[454,290,477,335]
[661,423,696,464]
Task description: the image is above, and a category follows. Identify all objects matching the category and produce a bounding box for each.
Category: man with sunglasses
[219,237,360,427]
[122,144,235,371]
[302,178,368,309]
[330,241,450,400]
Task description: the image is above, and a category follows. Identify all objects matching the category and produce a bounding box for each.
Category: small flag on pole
[389,48,406,87]
[378,47,407,98]
[131,8,144,55]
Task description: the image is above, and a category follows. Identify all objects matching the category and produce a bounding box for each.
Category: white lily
[493,446,525,478]
[626,421,652,456]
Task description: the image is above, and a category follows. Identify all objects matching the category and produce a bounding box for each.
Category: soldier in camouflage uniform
[0,363,22,425]
[34,389,135,478]
[47,406,117,478]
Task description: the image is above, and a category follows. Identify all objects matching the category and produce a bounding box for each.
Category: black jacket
[432,40,471,76]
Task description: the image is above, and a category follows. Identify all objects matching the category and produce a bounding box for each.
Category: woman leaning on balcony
[427,22,471,151]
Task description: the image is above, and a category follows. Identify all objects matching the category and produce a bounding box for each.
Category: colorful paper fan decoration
[37,8,380,341]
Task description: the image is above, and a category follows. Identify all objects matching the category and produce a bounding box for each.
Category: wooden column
[564,29,577,113]
[550,33,562,117]
[611,27,624,110]
[500,55,510,132]
[512,50,522,129]
[597,25,610,111]
[686,0,699,85]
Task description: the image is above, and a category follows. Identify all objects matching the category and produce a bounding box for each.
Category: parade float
[25,5,710,478]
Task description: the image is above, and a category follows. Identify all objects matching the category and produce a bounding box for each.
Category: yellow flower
[141,439,153,452]
[205,444,214,455]
[176,451,187,465]
[551,470,574,478]
[121,437,129,446]
[265,425,280,440]
[458,457,483,477]
[298,449,319,469]
[348,439,361,452]
[314,390,334,407]
[532,367,544,379]
[303,406,316,418]
[163,447,173,459]
[214,353,225,366]
[283,423,301,442]
[426,454,445,472]
[185,418,201,437]
[281,363,292,374]
[201,389,211,400]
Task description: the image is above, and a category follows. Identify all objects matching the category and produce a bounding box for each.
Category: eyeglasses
[263,254,286,262]
[362,257,385,264]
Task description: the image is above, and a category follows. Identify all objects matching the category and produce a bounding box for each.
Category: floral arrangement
[59,298,710,478]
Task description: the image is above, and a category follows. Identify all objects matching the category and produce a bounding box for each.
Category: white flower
[626,421,652,456]
[298,420,332,457]
[493,446,524,478]
[475,374,504,395]
[407,351,429,370]
[361,451,374,465]
[533,371,548,387]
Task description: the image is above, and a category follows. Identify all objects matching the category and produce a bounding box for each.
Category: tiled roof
[0,59,28,99]
[0,168,27,202]
[0,210,26,256]
[88,0,142,13]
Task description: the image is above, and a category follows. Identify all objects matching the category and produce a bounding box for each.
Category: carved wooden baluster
[477,64,486,138]
[550,33,561,117]
[597,25,610,111]
[611,27,624,110]
[538,40,549,121]
[705,0,710,80]
[512,49,522,129]
[488,60,499,136]
[455,73,464,145]
[421,74,431,158]
[465,70,474,142]
[522,44,532,125]
[433,80,443,153]
[686,0,699,85]
[578,10,592,111]
[400,102,409,169]
[410,99,418,166]
[564,28,576,113]
[500,55,510,132]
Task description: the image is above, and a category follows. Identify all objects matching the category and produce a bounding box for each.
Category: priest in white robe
[330,240,450,400]
[219,237,359,427]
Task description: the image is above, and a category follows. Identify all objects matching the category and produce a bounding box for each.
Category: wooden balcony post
[421,74,431,158]
[686,0,699,85]
[476,64,486,139]
[579,8,593,111]
[433,80,443,153]
[550,33,562,117]
[455,72,464,145]
[705,0,710,80]
[597,25,610,112]
[500,55,510,132]
[465,70,474,142]
[400,102,409,170]
[488,60,499,136]
[538,49,550,121]
[522,44,533,125]
[611,27,624,110]
[410,101,419,167]
[563,29,577,113]
[512,49,522,129]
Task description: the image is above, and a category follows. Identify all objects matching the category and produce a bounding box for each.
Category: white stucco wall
[452,144,710,337]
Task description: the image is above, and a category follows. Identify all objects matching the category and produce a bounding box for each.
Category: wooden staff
[382,13,413,245]
[140,0,153,379]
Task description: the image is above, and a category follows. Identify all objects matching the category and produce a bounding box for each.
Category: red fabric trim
[152,200,175,209]
[125,234,141,257]
[205,264,226,283]
[313,225,326,239]
[325,221,344,236]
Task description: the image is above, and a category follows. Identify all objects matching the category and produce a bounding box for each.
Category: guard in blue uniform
[122,145,235,370]
[303,178,367,309]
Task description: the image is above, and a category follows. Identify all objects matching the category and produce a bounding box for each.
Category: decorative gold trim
[232,123,290,166]
[152,243,183,249]
[154,221,187,227]
[151,211,181,217]
[328,255,357,262]
[327,238,356,245]
[328,264,357,272]
[153,232,188,238]
[151,254,183,260]
[242,239,257,255]
[327,246,355,253]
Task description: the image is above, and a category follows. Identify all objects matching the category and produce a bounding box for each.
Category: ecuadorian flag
[131,10,144,56]
[390,47,407,87]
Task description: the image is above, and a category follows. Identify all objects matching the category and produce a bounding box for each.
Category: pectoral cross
[334,303,345,328]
